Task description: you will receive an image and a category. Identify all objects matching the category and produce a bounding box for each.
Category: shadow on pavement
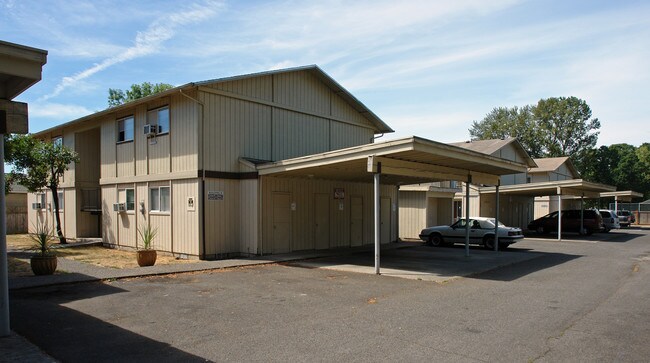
[288,244,581,282]
[525,230,646,243]
[10,282,207,362]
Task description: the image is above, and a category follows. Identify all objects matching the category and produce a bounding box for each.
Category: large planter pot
[137,250,157,267]
[30,255,58,276]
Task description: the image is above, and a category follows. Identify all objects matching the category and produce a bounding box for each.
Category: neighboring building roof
[449,137,537,168]
[34,65,393,137]
[479,179,616,198]
[529,156,579,178]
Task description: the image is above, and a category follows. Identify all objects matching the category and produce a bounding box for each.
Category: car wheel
[484,236,495,250]
[429,234,443,247]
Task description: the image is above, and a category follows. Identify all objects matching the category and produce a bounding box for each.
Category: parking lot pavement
[291,244,541,282]
[8,228,650,362]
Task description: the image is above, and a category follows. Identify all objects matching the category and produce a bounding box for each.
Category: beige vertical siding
[63,188,75,238]
[101,117,117,178]
[172,179,199,256]
[330,94,374,127]
[272,108,330,160]
[200,93,273,171]
[149,214,172,252]
[240,179,259,255]
[101,186,117,244]
[329,122,374,150]
[116,142,135,177]
[273,71,330,115]
[203,179,241,256]
[116,185,137,247]
[198,70,380,173]
[260,176,397,254]
[398,191,427,239]
[205,75,273,101]
[171,92,198,172]
[135,183,148,249]
[148,134,171,174]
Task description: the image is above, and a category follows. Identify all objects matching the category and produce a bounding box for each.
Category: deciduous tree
[6,135,79,244]
[108,82,174,107]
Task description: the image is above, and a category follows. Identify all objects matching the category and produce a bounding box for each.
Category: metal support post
[580,195,585,235]
[465,176,471,257]
[0,134,9,336]
[374,170,381,275]
[494,183,500,252]
[557,194,562,241]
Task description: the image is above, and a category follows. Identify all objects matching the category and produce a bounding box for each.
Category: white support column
[614,196,618,212]
[557,193,563,241]
[0,135,9,336]
[494,182,500,252]
[580,195,585,234]
[465,176,471,257]
[374,170,381,275]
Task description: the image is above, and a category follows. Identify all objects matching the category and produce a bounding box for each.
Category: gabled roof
[529,156,579,178]
[449,137,537,168]
[34,65,392,136]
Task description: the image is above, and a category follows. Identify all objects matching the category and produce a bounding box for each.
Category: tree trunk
[50,185,66,244]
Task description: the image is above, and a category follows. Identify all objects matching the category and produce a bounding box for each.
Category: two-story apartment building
[31,65,527,259]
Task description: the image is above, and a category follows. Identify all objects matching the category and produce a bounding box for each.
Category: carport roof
[256,136,528,186]
[478,179,616,198]
[600,190,643,201]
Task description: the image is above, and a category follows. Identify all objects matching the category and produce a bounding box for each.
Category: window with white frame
[52,136,63,148]
[118,188,135,212]
[36,193,46,209]
[147,106,169,134]
[150,186,170,212]
[117,116,134,142]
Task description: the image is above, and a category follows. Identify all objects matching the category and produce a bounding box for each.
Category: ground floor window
[150,186,170,212]
[118,188,136,212]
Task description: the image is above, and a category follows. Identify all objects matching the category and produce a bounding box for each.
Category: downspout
[179,88,206,259]
[370,132,384,144]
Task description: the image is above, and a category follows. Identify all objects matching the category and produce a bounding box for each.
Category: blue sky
[2,0,649,146]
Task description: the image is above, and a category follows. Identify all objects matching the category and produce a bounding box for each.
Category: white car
[419,217,524,250]
[599,210,620,232]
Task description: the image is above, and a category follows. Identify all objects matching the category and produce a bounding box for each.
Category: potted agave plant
[30,222,57,275]
[137,225,158,267]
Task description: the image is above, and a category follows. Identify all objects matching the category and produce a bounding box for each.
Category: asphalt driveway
[9,228,650,362]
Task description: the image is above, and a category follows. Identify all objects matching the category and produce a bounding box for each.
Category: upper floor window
[117,116,134,142]
[147,106,169,134]
[52,136,63,148]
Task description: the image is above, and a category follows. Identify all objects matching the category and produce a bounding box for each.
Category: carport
[256,136,527,274]
[479,179,616,240]
[600,191,643,211]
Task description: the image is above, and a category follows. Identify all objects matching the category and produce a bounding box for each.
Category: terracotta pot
[137,250,157,267]
[30,255,58,276]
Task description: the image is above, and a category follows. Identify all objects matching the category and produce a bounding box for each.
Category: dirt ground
[7,234,198,276]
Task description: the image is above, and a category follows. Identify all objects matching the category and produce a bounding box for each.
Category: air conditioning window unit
[31,202,42,210]
[113,203,126,212]
[143,124,157,138]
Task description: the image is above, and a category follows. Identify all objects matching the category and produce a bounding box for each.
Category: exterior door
[314,193,330,250]
[350,196,363,247]
[272,192,292,253]
[380,197,391,244]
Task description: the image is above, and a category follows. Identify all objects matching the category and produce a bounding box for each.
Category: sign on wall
[187,197,195,211]
[334,188,345,199]
[207,191,224,201]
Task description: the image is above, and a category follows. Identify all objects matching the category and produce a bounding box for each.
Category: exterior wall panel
[172,179,199,256]
[240,179,259,255]
[203,179,241,256]
[398,191,427,239]
[101,186,117,245]
[273,71,330,115]
[260,176,397,254]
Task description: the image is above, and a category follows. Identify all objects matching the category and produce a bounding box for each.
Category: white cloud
[29,102,93,120]
[41,0,224,101]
